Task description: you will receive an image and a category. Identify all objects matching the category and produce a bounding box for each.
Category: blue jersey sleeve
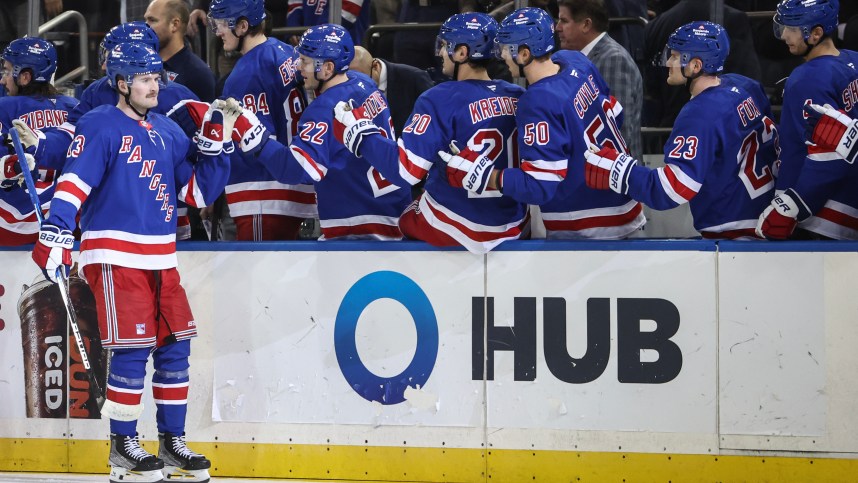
[626,108,713,210]
[359,91,445,188]
[500,95,569,205]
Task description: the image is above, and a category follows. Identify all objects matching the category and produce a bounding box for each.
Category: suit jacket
[382,59,435,135]
[644,0,762,126]
[588,34,644,160]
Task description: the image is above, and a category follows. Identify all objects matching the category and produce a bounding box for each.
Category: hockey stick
[10,129,107,410]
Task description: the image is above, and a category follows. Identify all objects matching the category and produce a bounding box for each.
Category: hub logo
[334,271,438,404]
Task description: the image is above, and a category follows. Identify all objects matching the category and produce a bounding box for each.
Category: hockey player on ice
[30,42,235,483]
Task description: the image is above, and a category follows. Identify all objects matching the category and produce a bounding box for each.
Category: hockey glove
[232,105,269,155]
[438,142,495,195]
[1,152,36,189]
[11,119,45,153]
[166,99,211,139]
[804,103,858,163]
[196,104,228,156]
[32,224,74,283]
[755,189,811,240]
[584,144,637,194]
[333,100,380,157]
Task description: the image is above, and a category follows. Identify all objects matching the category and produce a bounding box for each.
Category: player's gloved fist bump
[32,224,74,283]
[1,152,36,188]
[232,104,269,155]
[584,144,637,194]
[215,98,242,154]
[438,142,495,195]
[11,119,45,151]
[333,100,379,157]
[804,103,858,163]
[166,99,211,138]
[755,189,809,240]
[196,104,227,156]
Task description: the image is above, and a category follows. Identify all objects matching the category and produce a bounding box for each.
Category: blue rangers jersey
[45,106,229,270]
[358,79,527,253]
[251,73,410,240]
[778,50,858,239]
[623,74,777,239]
[0,94,78,244]
[286,0,370,45]
[47,76,201,240]
[222,38,316,220]
[501,50,645,238]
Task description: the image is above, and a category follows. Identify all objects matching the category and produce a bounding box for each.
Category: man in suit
[556,0,643,160]
[350,46,435,135]
[643,0,762,126]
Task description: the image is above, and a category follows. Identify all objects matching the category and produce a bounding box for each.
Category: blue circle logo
[334,271,438,404]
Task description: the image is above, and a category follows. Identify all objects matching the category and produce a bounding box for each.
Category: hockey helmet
[660,21,729,75]
[208,0,266,33]
[100,22,160,66]
[773,0,839,40]
[2,37,57,83]
[106,42,167,89]
[296,24,354,73]
[436,13,498,61]
[494,8,555,62]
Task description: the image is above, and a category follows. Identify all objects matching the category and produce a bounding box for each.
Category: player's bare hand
[187,9,208,38]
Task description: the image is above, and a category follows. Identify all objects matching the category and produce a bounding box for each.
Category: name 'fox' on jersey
[501,50,645,238]
[45,105,229,270]
[222,37,316,221]
[0,94,78,245]
[252,72,410,239]
[624,74,778,239]
[778,49,858,239]
[358,79,527,253]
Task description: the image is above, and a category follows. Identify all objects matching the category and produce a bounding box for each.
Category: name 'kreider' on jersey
[357,78,527,253]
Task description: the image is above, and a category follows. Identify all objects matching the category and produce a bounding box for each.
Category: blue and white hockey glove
[232,104,269,156]
[804,103,858,164]
[32,224,74,283]
[333,100,380,157]
[196,103,233,156]
[755,189,811,240]
[584,144,637,194]
[1,152,36,189]
[438,142,495,195]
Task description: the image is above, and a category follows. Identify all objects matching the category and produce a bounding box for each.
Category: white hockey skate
[159,432,211,482]
[109,433,164,483]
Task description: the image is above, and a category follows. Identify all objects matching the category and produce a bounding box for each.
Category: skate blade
[109,466,164,482]
[162,466,210,482]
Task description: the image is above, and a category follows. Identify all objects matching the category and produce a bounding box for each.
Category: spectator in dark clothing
[605,0,648,62]
[845,15,858,51]
[643,0,761,126]
[350,45,435,135]
[394,0,459,70]
[145,0,216,101]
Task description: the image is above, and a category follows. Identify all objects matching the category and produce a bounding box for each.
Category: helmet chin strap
[119,82,149,119]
